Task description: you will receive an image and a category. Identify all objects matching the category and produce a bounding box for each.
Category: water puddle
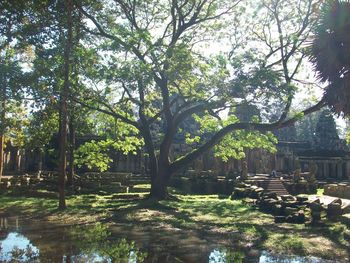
[0,215,338,262]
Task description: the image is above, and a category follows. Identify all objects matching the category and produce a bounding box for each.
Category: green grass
[0,191,349,260]
[265,234,306,255]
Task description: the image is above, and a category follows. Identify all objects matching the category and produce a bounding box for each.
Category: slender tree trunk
[58,0,73,209]
[67,117,75,186]
[58,98,68,209]
[0,135,4,182]
[0,81,6,182]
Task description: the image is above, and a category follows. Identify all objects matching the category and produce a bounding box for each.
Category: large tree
[71,0,326,199]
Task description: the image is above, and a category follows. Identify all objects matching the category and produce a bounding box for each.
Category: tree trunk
[58,0,73,210]
[58,98,68,209]
[150,173,169,200]
[67,117,75,186]
[0,135,4,182]
[149,163,171,200]
[0,84,6,182]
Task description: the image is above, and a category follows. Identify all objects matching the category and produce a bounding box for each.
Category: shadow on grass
[1,193,349,259]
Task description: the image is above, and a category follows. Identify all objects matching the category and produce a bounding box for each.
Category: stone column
[346,160,350,179]
[324,162,329,179]
[317,162,323,179]
[14,150,21,173]
[331,162,337,179]
[337,162,343,180]
[126,154,131,172]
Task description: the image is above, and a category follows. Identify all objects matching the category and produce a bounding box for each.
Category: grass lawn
[0,186,349,261]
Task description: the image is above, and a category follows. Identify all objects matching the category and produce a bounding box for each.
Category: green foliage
[1,0,326,194]
[75,123,144,171]
[24,104,59,151]
[75,140,113,172]
[215,130,277,161]
[190,113,277,161]
[3,103,29,148]
[309,0,350,115]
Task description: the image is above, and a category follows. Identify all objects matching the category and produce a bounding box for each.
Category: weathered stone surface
[251,188,264,199]
[231,187,248,199]
[330,198,342,205]
[259,198,280,213]
[342,204,350,214]
[310,200,323,223]
[324,184,350,199]
[327,203,342,220]
[295,210,306,224]
[274,216,286,223]
[272,204,282,216]
[262,192,278,200]
[284,181,317,195]
[285,211,305,224]
[284,207,298,216]
[341,213,350,226]
[280,195,296,202]
[282,200,299,208]
[296,195,309,203]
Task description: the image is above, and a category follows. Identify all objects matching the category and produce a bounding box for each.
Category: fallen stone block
[327,203,342,221]
[296,195,309,204]
[280,195,296,202]
[274,216,286,223]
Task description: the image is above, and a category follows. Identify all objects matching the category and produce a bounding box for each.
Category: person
[270,169,277,178]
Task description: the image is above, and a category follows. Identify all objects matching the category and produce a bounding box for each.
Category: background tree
[314,109,340,150]
[21,0,85,208]
[0,0,29,181]
[310,0,350,115]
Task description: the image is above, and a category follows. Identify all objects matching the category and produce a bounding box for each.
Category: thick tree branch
[170,98,326,173]
[77,5,146,62]
[72,97,139,128]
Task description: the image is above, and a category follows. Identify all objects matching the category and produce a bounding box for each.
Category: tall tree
[75,0,326,199]
[310,0,350,115]
[0,0,28,181]
[56,0,74,209]
[22,0,83,208]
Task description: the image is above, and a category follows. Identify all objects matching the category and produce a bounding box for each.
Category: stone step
[259,179,289,196]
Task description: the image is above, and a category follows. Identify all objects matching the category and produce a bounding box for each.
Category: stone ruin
[0,171,152,197]
[231,182,349,225]
[169,171,236,195]
[324,183,350,199]
[282,168,318,195]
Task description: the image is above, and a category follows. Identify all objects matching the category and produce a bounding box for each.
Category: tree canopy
[1,0,341,201]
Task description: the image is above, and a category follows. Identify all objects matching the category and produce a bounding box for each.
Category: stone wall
[324,184,350,199]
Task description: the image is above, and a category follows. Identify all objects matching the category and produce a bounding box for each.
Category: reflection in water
[69,223,147,262]
[258,251,335,263]
[0,216,341,263]
[0,233,39,262]
[208,249,245,263]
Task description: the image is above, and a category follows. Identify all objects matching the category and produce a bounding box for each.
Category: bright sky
[194,23,348,138]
